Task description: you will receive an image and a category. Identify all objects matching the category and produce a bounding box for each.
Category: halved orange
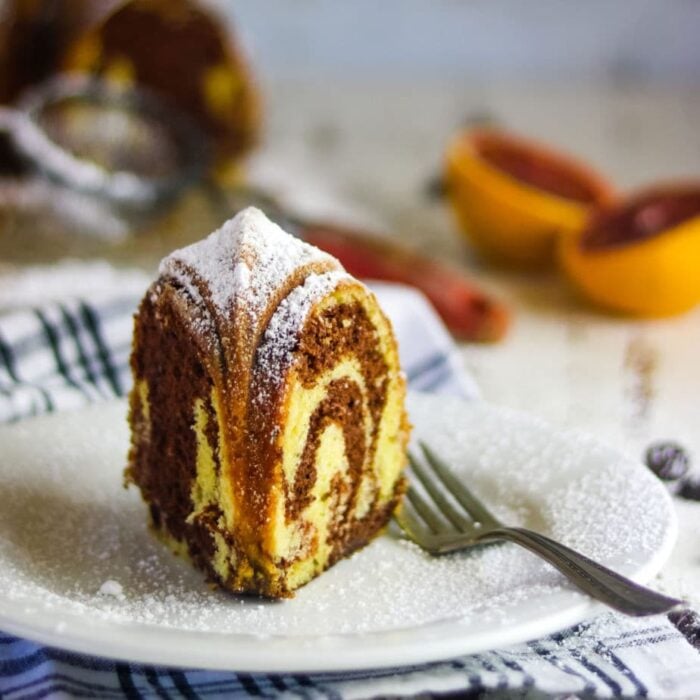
[560,183,700,317]
[444,128,614,267]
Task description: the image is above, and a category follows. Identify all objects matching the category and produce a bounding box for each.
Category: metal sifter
[0,74,210,208]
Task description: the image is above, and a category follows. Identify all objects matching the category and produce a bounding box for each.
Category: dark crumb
[425,174,447,200]
[677,476,700,502]
[668,608,700,650]
[644,441,690,481]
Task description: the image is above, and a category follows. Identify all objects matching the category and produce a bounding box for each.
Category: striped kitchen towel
[0,278,474,424]
[0,266,698,699]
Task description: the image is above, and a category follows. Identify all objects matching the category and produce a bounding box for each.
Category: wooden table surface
[2,78,699,606]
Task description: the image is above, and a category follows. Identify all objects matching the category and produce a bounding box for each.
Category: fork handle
[480,527,682,617]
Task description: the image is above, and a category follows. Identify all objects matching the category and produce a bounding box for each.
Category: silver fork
[395,442,683,617]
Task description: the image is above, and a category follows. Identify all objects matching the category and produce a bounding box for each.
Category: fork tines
[396,441,499,550]
[395,443,685,616]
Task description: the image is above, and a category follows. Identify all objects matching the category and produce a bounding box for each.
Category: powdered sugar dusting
[255,270,351,398]
[0,395,675,653]
[159,207,339,318]
[232,260,251,290]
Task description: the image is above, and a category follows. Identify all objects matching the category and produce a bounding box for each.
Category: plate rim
[0,394,678,673]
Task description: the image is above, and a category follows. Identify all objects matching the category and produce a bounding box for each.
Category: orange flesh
[582,191,700,251]
[477,139,600,204]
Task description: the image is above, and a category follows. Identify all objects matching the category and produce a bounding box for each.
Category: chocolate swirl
[127,208,409,598]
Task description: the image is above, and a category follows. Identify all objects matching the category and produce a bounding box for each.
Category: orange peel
[560,183,700,317]
[444,128,614,267]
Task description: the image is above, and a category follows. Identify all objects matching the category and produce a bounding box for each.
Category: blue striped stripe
[59,304,101,389]
[267,674,288,693]
[472,653,509,689]
[418,364,453,392]
[550,628,622,696]
[494,652,535,688]
[34,309,83,395]
[234,673,262,696]
[144,666,174,699]
[116,662,142,699]
[0,296,138,364]
[610,633,678,650]
[168,670,199,700]
[595,642,647,697]
[16,684,108,700]
[0,648,48,676]
[45,647,127,672]
[2,671,125,698]
[79,303,123,397]
[405,352,448,383]
[448,658,482,691]
[527,640,596,695]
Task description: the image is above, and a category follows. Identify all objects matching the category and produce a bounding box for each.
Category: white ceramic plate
[0,393,676,673]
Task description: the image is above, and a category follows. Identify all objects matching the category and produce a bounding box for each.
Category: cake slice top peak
[159,206,341,318]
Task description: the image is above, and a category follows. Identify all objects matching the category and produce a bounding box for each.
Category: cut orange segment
[560,184,700,316]
[444,128,614,267]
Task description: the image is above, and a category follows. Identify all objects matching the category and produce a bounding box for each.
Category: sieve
[0,75,211,208]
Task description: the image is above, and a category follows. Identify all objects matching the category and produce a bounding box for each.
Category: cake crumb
[98,580,125,600]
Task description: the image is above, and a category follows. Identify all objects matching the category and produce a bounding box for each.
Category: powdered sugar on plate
[0,393,676,669]
[98,580,125,600]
